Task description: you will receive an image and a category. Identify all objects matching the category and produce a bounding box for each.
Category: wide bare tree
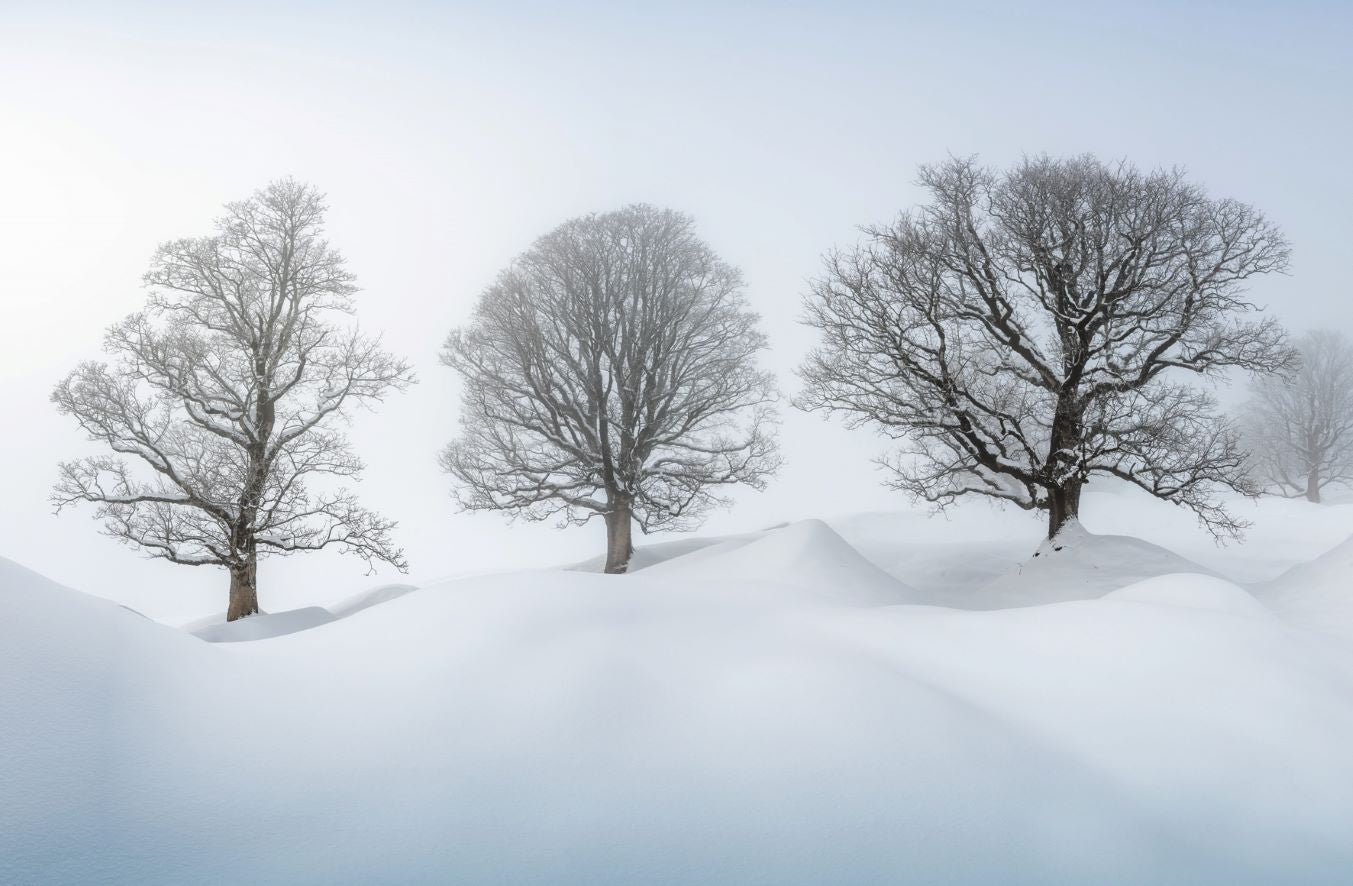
[1243,330,1353,503]
[799,155,1292,540]
[441,204,779,573]
[53,179,414,620]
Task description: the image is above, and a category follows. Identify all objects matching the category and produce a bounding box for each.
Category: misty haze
[4,3,1353,884]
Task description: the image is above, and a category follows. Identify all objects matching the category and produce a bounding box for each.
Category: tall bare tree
[53,179,414,620]
[1243,330,1353,503]
[441,204,779,573]
[799,155,1292,540]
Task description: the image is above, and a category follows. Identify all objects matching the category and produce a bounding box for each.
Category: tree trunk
[1306,466,1322,503]
[1047,480,1083,540]
[1045,386,1085,540]
[226,558,259,621]
[603,500,634,574]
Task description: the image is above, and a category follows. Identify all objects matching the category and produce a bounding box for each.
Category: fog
[2,0,1350,620]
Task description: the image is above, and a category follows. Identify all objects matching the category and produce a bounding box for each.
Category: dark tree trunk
[1307,466,1322,503]
[226,557,259,621]
[229,397,271,621]
[1046,389,1084,540]
[1047,480,1083,540]
[603,499,634,574]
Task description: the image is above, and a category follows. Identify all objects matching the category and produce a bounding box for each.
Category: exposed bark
[1047,391,1084,538]
[603,497,634,574]
[1047,481,1083,539]
[1307,466,1322,504]
[227,559,259,622]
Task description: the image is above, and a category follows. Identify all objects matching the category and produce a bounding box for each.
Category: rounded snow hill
[0,556,220,886]
[1101,574,1274,619]
[1254,534,1353,637]
[979,520,1217,609]
[641,518,919,606]
[0,556,201,663]
[8,552,1353,883]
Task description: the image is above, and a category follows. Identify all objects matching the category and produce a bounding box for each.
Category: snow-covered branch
[52,179,413,620]
[799,155,1291,539]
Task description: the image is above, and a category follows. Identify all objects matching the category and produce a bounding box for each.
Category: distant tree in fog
[799,155,1292,540]
[52,180,414,621]
[441,204,779,573]
[1242,330,1353,503]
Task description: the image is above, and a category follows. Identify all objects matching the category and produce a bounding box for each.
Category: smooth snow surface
[642,519,918,605]
[981,520,1218,608]
[5,494,1353,884]
[1101,574,1275,619]
[1255,534,1353,637]
[188,605,335,641]
[186,583,419,642]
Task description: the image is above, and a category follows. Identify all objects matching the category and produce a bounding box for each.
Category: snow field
[4,493,1353,884]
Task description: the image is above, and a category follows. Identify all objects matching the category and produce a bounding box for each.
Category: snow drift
[1254,533,1353,637]
[642,518,918,605]
[981,520,1218,608]
[186,583,419,642]
[5,516,1353,885]
[1101,573,1274,619]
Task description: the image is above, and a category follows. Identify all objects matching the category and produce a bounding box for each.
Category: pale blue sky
[2,1,1350,617]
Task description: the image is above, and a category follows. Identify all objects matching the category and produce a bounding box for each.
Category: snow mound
[981,520,1216,608]
[190,606,336,642]
[8,548,1353,883]
[829,510,1035,602]
[568,530,771,573]
[0,556,197,661]
[643,519,918,606]
[1101,574,1274,619]
[327,582,418,618]
[1254,534,1353,637]
[187,583,420,642]
[1,555,81,599]
[0,557,220,886]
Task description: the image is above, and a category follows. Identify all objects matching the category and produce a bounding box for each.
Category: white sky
[2,0,1350,620]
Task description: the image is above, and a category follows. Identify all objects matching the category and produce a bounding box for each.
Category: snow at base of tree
[4,496,1353,884]
[979,518,1221,609]
[183,583,418,642]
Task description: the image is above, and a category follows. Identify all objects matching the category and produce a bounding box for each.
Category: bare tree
[799,155,1292,540]
[441,204,779,573]
[1242,330,1353,502]
[53,179,414,620]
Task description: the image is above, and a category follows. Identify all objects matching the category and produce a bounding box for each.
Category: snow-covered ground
[4,488,1353,884]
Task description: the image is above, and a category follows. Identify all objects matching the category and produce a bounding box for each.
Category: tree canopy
[442,204,779,572]
[799,155,1292,538]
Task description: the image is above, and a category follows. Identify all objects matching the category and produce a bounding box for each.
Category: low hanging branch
[52,179,414,620]
[441,204,780,573]
[799,155,1293,540]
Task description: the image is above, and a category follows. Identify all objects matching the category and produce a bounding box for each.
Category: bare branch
[52,179,414,615]
[442,205,780,570]
[799,155,1292,540]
